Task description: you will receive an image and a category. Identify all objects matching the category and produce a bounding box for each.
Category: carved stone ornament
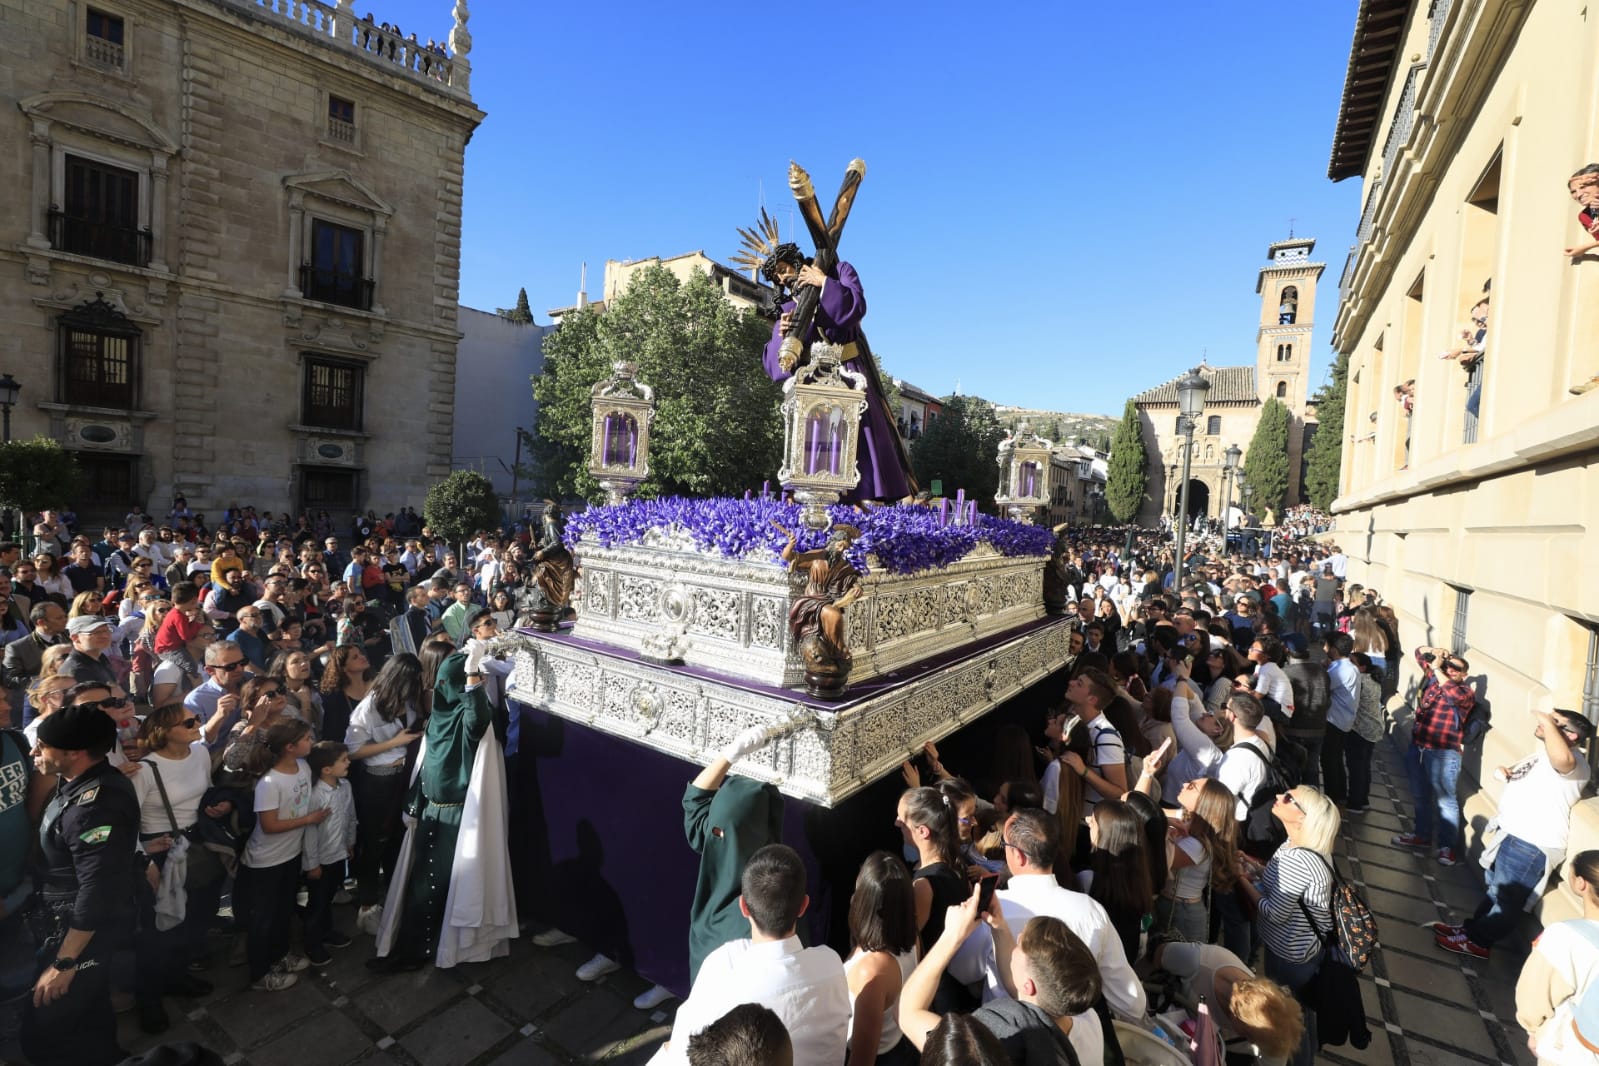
[510,616,1072,806]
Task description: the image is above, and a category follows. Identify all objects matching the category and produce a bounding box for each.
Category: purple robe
[761,261,913,502]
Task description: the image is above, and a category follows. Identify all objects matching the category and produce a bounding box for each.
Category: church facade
[1131,238,1324,525]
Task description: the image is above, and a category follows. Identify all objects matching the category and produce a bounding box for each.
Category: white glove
[720,723,775,763]
[464,638,488,676]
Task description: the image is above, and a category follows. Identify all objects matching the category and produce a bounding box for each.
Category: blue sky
[382,1,1364,416]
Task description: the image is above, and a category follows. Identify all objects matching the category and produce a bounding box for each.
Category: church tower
[1255,237,1324,503]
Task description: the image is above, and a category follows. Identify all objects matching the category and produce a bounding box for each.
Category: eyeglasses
[210,658,247,672]
[134,561,153,568]
[261,688,286,699]
[78,695,130,710]
[180,717,201,728]
[1277,791,1306,814]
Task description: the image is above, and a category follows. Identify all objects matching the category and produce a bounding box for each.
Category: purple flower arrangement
[564,496,1053,576]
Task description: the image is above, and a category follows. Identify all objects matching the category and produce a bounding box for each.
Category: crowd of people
[3,501,1595,1066]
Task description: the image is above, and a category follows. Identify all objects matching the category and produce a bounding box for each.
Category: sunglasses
[1277,791,1306,814]
[80,695,130,710]
[210,659,247,672]
[180,716,201,728]
[260,688,286,699]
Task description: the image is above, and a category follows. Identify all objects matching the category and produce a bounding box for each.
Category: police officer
[23,695,148,1066]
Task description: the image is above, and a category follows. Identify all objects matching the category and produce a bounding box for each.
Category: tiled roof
[1133,365,1258,405]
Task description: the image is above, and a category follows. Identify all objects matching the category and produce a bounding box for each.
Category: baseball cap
[67,615,113,636]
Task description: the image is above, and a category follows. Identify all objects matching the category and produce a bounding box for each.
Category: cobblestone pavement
[108,734,1539,1066]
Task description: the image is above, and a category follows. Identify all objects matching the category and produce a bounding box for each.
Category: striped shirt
[1257,846,1334,964]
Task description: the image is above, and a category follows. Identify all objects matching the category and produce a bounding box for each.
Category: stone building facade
[1326,0,1599,922]
[0,0,484,524]
[1131,238,1323,525]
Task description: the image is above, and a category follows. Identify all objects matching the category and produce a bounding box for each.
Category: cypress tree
[1105,399,1148,523]
[1242,397,1292,514]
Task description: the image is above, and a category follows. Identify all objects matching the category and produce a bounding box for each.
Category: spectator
[4,601,68,690]
[1392,645,1473,865]
[1146,940,1304,1063]
[1514,849,1599,1060]
[184,638,255,756]
[916,1013,1010,1066]
[897,786,969,957]
[299,741,356,967]
[1049,669,1130,822]
[226,606,272,672]
[1434,708,1594,961]
[686,1003,793,1066]
[345,653,424,935]
[61,543,105,597]
[1345,651,1385,815]
[1322,632,1360,809]
[1281,634,1329,789]
[32,552,72,602]
[842,852,919,1066]
[317,644,372,747]
[656,844,849,1066]
[59,616,116,687]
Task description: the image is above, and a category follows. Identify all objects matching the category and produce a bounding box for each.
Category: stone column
[368,216,387,316]
[284,190,304,298]
[27,121,51,250]
[148,154,170,273]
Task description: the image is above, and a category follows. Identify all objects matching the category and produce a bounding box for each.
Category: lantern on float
[778,342,867,531]
[588,361,656,505]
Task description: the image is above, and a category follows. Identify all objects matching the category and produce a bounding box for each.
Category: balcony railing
[231,0,464,91]
[48,209,152,267]
[84,34,124,70]
[299,263,374,310]
[1380,65,1425,193]
[1427,0,1456,59]
[326,115,356,144]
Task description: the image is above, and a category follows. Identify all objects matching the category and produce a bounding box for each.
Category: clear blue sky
[382,1,1364,416]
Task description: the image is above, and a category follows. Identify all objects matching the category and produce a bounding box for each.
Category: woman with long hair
[1205,644,1250,713]
[1155,778,1231,945]
[68,589,107,619]
[1350,606,1390,679]
[317,644,373,746]
[1235,785,1341,1066]
[895,787,967,955]
[917,1013,1009,1066]
[32,552,72,600]
[269,649,324,737]
[1123,790,1169,897]
[219,676,291,786]
[844,852,920,1066]
[345,653,424,934]
[1516,850,1599,1062]
[1080,799,1154,963]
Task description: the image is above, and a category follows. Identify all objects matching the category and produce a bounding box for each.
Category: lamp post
[1222,443,1241,549]
[1171,368,1209,596]
[0,374,18,542]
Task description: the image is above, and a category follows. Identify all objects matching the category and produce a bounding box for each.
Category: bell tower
[1255,237,1323,418]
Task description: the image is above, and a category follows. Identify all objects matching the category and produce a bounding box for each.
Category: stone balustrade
[227,0,471,94]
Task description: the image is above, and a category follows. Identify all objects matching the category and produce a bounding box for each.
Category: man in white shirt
[653,844,848,1066]
[1435,708,1595,961]
[1215,692,1275,823]
[948,807,1146,1023]
[1052,671,1129,821]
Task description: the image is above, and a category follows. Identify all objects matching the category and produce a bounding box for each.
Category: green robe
[683,776,783,984]
[392,654,492,960]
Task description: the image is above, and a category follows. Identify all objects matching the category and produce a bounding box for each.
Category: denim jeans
[1463,833,1546,948]
[1266,947,1323,1066]
[1404,745,1462,849]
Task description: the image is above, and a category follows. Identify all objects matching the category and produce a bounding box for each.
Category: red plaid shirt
[1412,649,1475,750]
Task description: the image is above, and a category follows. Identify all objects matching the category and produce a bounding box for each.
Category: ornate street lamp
[0,374,18,541]
[1222,443,1242,544]
[994,423,1052,524]
[588,361,656,506]
[1172,368,1209,594]
[778,342,868,531]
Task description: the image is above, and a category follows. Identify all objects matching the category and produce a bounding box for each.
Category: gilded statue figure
[773,522,864,699]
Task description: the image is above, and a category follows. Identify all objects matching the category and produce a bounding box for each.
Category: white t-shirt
[1218,737,1273,822]
[1169,834,1210,900]
[245,761,313,868]
[131,740,213,834]
[345,695,415,768]
[1252,662,1295,718]
[1082,713,1127,817]
[1497,750,1592,851]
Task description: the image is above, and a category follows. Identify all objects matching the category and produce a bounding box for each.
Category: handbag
[148,761,224,889]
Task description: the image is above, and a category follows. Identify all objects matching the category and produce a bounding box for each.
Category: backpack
[1461,701,1492,746]
[1302,852,1380,971]
[1234,741,1291,860]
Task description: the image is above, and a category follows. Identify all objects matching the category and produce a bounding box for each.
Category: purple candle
[829,408,841,475]
[762,480,770,498]
[745,489,752,500]
[968,501,977,524]
[626,416,637,467]
[938,498,949,525]
[602,414,613,465]
[807,412,822,474]
[956,488,966,515]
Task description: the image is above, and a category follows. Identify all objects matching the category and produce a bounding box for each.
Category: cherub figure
[772,521,864,698]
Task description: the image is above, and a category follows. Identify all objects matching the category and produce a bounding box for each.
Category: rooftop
[1132,364,1259,406]
[1327,0,1412,181]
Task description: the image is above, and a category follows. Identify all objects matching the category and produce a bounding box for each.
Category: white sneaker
[357,905,383,936]
[531,928,577,947]
[576,953,619,982]
[273,953,310,974]
[633,984,674,1010]
[252,971,299,992]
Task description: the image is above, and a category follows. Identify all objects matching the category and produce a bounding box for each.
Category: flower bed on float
[562,497,1053,690]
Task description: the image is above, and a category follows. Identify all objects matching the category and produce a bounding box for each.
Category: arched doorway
[1185,479,1210,524]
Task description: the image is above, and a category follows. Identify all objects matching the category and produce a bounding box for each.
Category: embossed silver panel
[506,618,1072,806]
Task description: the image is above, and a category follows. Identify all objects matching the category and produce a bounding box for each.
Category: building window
[1206,415,1221,436]
[50,155,149,267]
[326,95,356,145]
[57,295,140,409]
[302,357,364,431]
[301,220,372,309]
[75,453,137,513]
[1277,343,1294,362]
[1174,416,1184,435]
[1449,586,1471,655]
[84,9,125,70]
[1276,381,1288,399]
[300,467,360,513]
[1278,285,1298,324]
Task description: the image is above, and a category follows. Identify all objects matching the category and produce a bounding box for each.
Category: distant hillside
[993,406,1118,451]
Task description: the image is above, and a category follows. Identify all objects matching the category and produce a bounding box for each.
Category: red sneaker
[1436,931,1489,960]
[1391,834,1429,848]
[1438,848,1459,866]
[1425,921,1463,937]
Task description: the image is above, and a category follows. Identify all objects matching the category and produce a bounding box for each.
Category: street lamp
[1172,368,1209,596]
[1222,443,1242,547]
[0,374,18,441]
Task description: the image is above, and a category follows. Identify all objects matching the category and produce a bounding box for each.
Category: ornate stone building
[1131,238,1323,524]
[0,0,484,522]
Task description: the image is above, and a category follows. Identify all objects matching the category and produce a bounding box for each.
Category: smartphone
[976,873,999,913]
[1150,736,1173,766]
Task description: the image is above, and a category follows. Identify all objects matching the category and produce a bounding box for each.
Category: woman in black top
[317,643,372,745]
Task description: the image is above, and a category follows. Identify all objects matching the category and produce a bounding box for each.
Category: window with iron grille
[1450,586,1471,655]
[1581,625,1599,727]
[302,357,364,431]
[301,219,370,309]
[76,453,137,512]
[300,468,360,513]
[57,296,140,409]
[1206,415,1221,436]
[52,155,149,266]
[84,9,125,70]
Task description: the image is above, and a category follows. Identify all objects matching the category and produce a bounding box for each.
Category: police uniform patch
[76,786,100,805]
[79,825,112,844]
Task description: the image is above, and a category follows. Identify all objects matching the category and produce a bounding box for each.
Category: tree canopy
[525,265,781,501]
[497,287,535,324]
[0,436,82,520]
[1303,353,1348,510]
[424,469,500,547]
[909,394,1007,507]
[1104,400,1148,523]
[1242,396,1292,514]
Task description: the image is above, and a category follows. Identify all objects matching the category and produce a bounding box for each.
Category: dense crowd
[2,502,1593,1066]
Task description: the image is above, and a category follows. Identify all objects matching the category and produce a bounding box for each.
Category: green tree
[424,470,500,554]
[1242,397,1292,514]
[1104,400,1148,523]
[527,265,780,501]
[497,287,535,324]
[1303,352,1348,510]
[0,437,82,532]
[910,394,1007,507]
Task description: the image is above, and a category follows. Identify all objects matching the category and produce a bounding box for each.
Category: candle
[627,416,637,467]
[807,412,821,474]
[602,414,613,465]
[939,498,949,525]
[956,488,966,514]
[968,501,977,524]
[762,480,770,499]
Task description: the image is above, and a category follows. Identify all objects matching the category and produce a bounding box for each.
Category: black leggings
[352,765,408,906]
